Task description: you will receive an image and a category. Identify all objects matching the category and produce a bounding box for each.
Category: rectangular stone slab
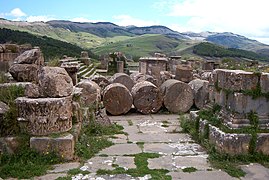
[30,133,75,160]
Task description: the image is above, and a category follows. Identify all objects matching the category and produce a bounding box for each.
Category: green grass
[96,153,171,179]
[67,168,89,175]
[0,141,61,179]
[0,72,8,83]
[0,85,25,136]
[182,167,197,173]
[136,142,145,150]
[93,34,180,58]
[75,119,124,160]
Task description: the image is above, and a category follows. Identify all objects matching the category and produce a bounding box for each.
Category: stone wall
[139,57,167,85]
[191,112,269,155]
[212,69,269,129]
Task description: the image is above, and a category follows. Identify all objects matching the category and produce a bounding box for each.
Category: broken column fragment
[103,83,133,115]
[161,79,193,113]
[131,81,163,114]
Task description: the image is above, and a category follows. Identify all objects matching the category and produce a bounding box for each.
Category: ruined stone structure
[175,64,193,83]
[168,56,181,74]
[202,60,219,71]
[188,69,269,155]
[139,57,167,85]
[117,61,124,73]
[16,67,73,135]
[212,69,269,129]
[0,44,32,72]
[13,66,75,159]
[80,51,90,66]
[61,62,80,85]
[9,48,44,82]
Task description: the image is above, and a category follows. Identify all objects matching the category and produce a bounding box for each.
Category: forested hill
[193,42,268,61]
[0,28,90,60]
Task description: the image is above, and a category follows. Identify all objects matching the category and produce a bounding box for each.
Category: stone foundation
[191,111,269,155]
[30,133,75,160]
[212,69,269,129]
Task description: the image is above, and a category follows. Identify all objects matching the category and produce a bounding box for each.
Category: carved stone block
[16,96,72,135]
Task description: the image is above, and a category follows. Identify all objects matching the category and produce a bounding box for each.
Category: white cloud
[113,15,158,27]
[70,17,102,23]
[10,8,26,17]
[26,15,54,22]
[163,0,269,42]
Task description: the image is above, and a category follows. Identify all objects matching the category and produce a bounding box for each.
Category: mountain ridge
[1,18,269,58]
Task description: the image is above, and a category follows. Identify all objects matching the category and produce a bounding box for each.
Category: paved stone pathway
[36,114,269,180]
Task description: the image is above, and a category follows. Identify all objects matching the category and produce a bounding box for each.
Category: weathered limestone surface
[72,101,82,123]
[195,81,209,109]
[24,83,40,98]
[139,57,167,83]
[201,72,212,81]
[130,72,158,86]
[76,80,101,107]
[60,62,80,85]
[161,79,193,113]
[256,134,269,155]
[16,96,72,135]
[103,83,133,115]
[8,48,44,82]
[0,82,32,89]
[160,71,173,85]
[214,69,259,91]
[91,75,109,90]
[38,67,73,98]
[15,48,44,65]
[226,93,269,115]
[213,69,269,129]
[9,64,38,82]
[260,73,269,93]
[209,125,251,154]
[214,90,227,107]
[0,101,9,116]
[30,133,75,160]
[175,65,193,83]
[117,61,124,73]
[132,81,163,114]
[109,73,134,91]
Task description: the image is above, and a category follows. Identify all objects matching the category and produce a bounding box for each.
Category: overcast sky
[1,0,269,44]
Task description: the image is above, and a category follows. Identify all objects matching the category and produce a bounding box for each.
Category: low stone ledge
[30,133,75,160]
[208,125,251,155]
[256,133,269,155]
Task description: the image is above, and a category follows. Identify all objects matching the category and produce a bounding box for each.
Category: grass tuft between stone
[97,152,171,180]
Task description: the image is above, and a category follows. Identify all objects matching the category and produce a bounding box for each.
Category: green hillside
[93,34,183,58]
[0,28,88,60]
[0,22,132,49]
[193,42,268,61]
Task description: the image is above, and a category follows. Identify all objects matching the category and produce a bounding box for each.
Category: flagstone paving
[37,113,269,180]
